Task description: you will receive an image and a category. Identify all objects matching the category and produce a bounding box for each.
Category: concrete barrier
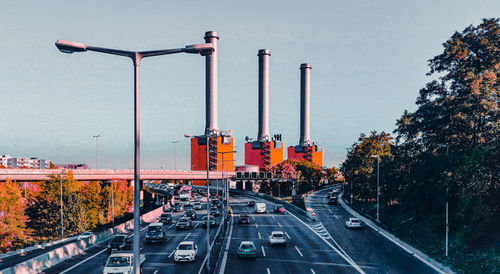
[1,206,164,274]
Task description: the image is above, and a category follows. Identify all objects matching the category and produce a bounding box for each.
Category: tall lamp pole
[371,155,380,222]
[217,150,236,231]
[56,40,214,274]
[93,134,100,169]
[172,141,179,170]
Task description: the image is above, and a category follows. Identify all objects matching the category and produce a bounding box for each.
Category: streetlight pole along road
[172,140,179,170]
[371,155,380,222]
[93,134,100,169]
[55,39,214,274]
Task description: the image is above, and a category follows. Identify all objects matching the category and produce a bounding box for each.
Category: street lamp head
[184,43,214,56]
[55,40,87,54]
[184,134,194,138]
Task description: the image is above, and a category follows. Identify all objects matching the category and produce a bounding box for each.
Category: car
[160,212,172,224]
[202,215,216,228]
[184,204,194,211]
[210,206,220,216]
[184,209,197,220]
[176,217,192,230]
[269,231,287,246]
[345,218,362,229]
[328,196,338,205]
[211,199,220,207]
[163,205,173,212]
[174,241,198,263]
[255,203,266,214]
[237,241,257,258]
[173,202,184,212]
[274,204,285,214]
[247,201,255,207]
[107,235,127,254]
[193,202,202,210]
[103,252,145,274]
[146,222,166,243]
[78,231,94,240]
[238,213,250,225]
[332,189,339,194]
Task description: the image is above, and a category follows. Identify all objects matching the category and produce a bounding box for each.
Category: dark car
[173,202,184,212]
[107,235,127,254]
[211,199,220,207]
[184,209,197,220]
[274,204,285,214]
[210,206,220,216]
[160,212,172,224]
[328,196,338,205]
[238,214,250,225]
[247,201,255,207]
[202,216,216,228]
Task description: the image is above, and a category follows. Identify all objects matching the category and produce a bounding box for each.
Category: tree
[0,180,29,250]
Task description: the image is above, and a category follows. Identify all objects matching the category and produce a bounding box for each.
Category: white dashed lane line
[262,246,266,257]
[295,245,304,257]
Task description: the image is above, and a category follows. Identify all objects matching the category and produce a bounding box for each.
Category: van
[255,203,266,214]
[146,223,166,243]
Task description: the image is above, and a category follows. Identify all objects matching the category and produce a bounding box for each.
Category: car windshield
[241,244,254,249]
[111,236,125,243]
[276,205,284,209]
[273,233,284,238]
[178,244,193,250]
[106,256,131,267]
[161,214,170,218]
[148,226,162,232]
[351,219,360,223]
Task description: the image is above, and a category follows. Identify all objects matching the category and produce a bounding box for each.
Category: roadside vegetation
[341,18,499,272]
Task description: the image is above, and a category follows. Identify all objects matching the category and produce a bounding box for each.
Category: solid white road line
[184,232,191,240]
[267,268,271,274]
[168,249,175,258]
[294,245,303,257]
[60,248,107,274]
[258,232,262,239]
[287,210,365,274]
[261,246,266,257]
[153,270,158,274]
[219,217,234,274]
[285,232,291,239]
[310,269,316,274]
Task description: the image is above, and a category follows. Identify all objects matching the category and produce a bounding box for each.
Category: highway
[307,187,437,274]
[221,194,366,274]
[44,197,223,274]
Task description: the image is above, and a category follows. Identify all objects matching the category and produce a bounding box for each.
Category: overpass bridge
[0,169,235,181]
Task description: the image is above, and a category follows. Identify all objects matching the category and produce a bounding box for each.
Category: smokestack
[257,49,270,142]
[299,63,311,146]
[204,31,219,134]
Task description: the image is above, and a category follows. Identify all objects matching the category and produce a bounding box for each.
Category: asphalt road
[42,197,223,274]
[307,187,437,274]
[221,194,371,274]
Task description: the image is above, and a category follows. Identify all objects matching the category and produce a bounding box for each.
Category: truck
[103,252,145,274]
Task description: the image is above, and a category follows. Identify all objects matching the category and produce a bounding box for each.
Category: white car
[193,202,202,210]
[174,241,198,262]
[78,231,93,240]
[269,231,287,246]
[345,218,362,229]
[255,203,266,214]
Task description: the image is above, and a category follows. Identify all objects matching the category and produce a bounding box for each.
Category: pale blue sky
[1,1,498,170]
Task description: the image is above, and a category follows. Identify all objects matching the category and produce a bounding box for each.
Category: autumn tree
[0,180,29,250]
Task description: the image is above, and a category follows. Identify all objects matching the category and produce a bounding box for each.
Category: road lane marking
[267,268,271,274]
[262,246,266,257]
[194,222,200,228]
[285,232,291,239]
[294,245,303,257]
[168,224,174,229]
[219,217,234,274]
[278,222,282,228]
[59,248,107,274]
[258,232,262,239]
[328,209,333,214]
[184,232,191,240]
[310,269,316,274]
[255,223,259,228]
[153,270,158,274]
[287,210,365,274]
[168,249,175,258]
[272,215,276,220]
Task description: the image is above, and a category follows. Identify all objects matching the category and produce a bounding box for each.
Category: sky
[1,0,499,170]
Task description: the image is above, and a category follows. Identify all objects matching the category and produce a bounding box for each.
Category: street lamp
[217,150,236,231]
[371,155,380,222]
[172,141,179,170]
[59,170,67,239]
[56,39,213,274]
[93,134,100,169]
[184,131,218,271]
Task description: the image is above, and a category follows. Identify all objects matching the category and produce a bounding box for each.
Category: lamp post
[56,40,213,274]
[59,170,67,239]
[217,150,236,232]
[172,141,179,170]
[93,134,100,169]
[371,155,380,222]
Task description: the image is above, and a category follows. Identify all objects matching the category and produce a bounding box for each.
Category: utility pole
[93,134,101,169]
[171,140,179,170]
